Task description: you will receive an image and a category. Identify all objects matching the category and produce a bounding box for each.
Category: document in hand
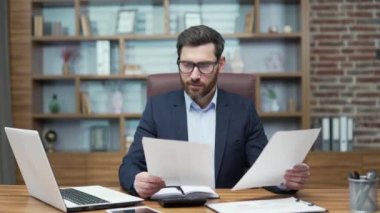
[232,128,321,190]
[142,137,215,187]
[206,197,327,213]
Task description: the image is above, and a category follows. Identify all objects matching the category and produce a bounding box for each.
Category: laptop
[4,127,143,212]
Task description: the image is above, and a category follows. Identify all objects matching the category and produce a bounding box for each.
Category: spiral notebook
[206,197,326,213]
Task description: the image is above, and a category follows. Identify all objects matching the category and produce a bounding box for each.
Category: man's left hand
[283,163,310,190]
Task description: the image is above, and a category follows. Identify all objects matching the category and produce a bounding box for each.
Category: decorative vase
[49,94,60,113]
[62,61,70,75]
[110,90,123,113]
[231,50,244,73]
[271,99,280,112]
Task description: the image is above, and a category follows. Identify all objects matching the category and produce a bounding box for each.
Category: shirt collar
[184,88,218,112]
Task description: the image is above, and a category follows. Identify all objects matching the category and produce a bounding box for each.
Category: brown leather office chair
[146,73,256,103]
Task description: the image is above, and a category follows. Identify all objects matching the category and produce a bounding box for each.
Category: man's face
[179,43,225,102]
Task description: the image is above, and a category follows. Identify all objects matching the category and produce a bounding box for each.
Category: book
[206,197,327,213]
[80,15,92,36]
[244,8,254,33]
[150,185,219,200]
[33,15,43,36]
[96,40,110,75]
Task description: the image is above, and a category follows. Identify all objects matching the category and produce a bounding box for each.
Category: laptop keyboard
[60,188,109,205]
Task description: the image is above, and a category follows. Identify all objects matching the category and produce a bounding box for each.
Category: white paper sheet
[232,128,321,190]
[206,197,326,213]
[142,137,215,187]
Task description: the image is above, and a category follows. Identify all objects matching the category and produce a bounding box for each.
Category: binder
[96,40,110,75]
[321,117,331,151]
[340,116,348,152]
[347,117,353,151]
[331,117,340,151]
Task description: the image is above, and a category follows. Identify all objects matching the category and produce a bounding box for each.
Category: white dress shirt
[184,89,217,184]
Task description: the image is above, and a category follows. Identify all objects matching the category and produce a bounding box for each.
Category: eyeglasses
[177,60,219,74]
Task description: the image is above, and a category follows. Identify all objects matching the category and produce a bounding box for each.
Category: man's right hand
[133,172,166,199]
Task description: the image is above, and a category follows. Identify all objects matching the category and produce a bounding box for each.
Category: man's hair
[176,25,225,61]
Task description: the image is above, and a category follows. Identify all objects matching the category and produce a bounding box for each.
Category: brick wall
[309,0,380,145]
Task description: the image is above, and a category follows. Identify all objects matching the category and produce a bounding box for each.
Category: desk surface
[0,185,378,213]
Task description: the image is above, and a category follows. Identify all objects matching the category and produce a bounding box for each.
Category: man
[119,25,310,199]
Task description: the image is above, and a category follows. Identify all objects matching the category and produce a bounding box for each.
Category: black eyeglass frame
[176,59,219,74]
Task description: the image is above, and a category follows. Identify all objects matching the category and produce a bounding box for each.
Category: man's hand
[134,172,166,199]
[283,163,310,190]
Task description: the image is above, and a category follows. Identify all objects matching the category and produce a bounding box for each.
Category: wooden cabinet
[18,0,316,185]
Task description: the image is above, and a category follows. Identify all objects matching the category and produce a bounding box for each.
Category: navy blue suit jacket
[119,89,291,195]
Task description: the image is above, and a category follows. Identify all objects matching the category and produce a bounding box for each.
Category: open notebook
[5,127,143,212]
[150,185,219,200]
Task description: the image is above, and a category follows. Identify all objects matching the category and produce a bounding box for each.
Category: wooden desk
[0,185,379,212]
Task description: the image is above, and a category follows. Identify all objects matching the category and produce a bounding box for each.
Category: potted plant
[264,87,280,112]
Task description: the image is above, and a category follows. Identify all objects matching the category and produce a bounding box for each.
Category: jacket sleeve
[118,98,157,195]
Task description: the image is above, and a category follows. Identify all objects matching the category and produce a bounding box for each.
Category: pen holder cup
[348,176,378,213]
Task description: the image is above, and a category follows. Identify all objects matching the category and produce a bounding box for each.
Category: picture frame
[116,9,136,34]
[184,12,202,29]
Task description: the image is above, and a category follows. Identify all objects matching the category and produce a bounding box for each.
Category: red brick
[357,4,380,10]
[319,56,346,61]
[310,77,338,83]
[311,5,339,10]
[311,108,341,114]
[316,70,344,75]
[347,70,376,75]
[312,34,340,40]
[357,34,380,39]
[313,92,339,97]
[311,19,354,25]
[341,34,354,40]
[342,107,354,114]
[316,0,343,3]
[342,49,355,54]
[311,48,340,54]
[359,122,380,128]
[318,84,346,90]
[341,63,354,68]
[320,99,348,105]
[348,41,375,46]
[347,12,373,18]
[318,41,345,47]
[340,77,353,83]
[320,26,347,32]
[350,26,377,32]
[352,100,377,106]
[311,62,338,69]
[356,92,380,97]
[349,55,376,61]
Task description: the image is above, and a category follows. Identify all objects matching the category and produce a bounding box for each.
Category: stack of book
[34,15,44,36]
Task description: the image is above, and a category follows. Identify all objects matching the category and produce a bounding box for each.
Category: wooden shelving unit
[22,0,316,186]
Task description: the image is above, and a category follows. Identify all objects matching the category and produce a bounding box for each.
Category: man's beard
[181,71,218,102]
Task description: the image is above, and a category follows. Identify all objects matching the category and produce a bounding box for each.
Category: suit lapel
[170,91,188,141]
[214,90,231,180]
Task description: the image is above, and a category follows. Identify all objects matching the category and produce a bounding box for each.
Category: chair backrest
[147,73,256,103]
